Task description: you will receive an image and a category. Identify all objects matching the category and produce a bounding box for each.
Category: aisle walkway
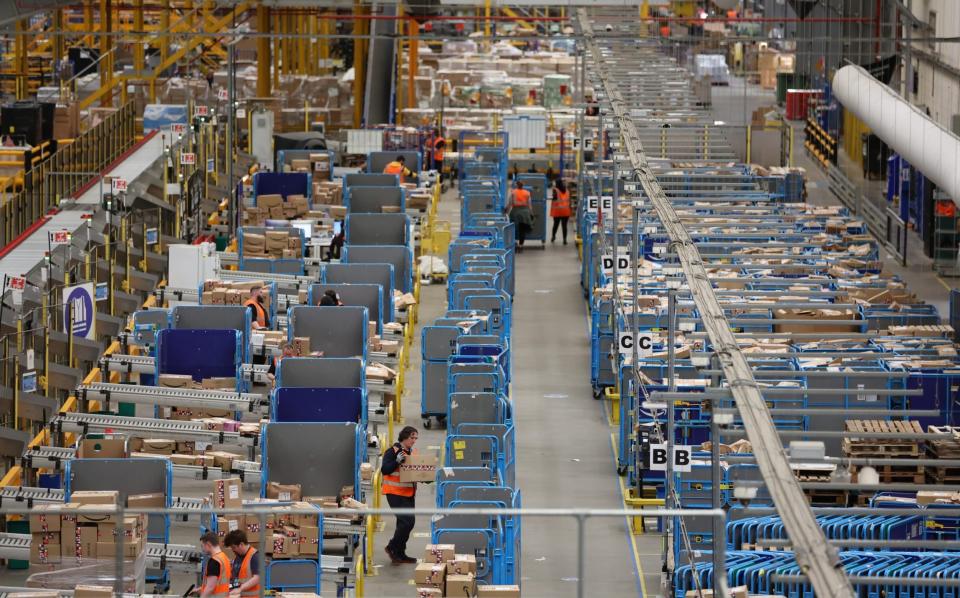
[366,190,650,596]
[509,242,647,597]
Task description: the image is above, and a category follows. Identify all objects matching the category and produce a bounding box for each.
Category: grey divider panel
[267,560,319,591]
[289,305,367,358]
[266,422,357,497]
[437,467,495,484]
[68,458,170,539]
[279,357,363,388]
[172,305,251,362]
[423,326,460,360]
[242,225,301,237]
[323,263,394,323]
[241,259,272,274]
[449,392,499,427]
[424,361,450,415]
[345,173,398,188]
[347,186,403,214]
[132,308,170,345]
[808,371,885,455]
[368,151,420,174]
[343,245,412,293]
[308,283,382,329]
[274,260,305,275]
[346,213,409,246]
[458,486,514,505]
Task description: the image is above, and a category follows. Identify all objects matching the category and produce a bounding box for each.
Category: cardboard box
[269,206,285,220]
[413,562,446,587]
[127,492,165,508]
[448,553,477,575]
[298,525,319,556]
[96,539,144,559]
[217,516,242,538]
[292,336,311,357]
[773,308,860,334]
[423,543,455,564]
[70,490,119,506]
[291,159,311,172]
[31,531,58,546]
[75,504,116,525]
[267,482,302,501]
[73,586,114,598]
[244,232,266,247]
[328,205,347,219]
[446,573,477,596]
[415,589,443,598]
[76,524,99,557]
[139,438,177,454]
[213,478,243,509]
[158,374,195,389]
[360,462,373,481]
[381,205,402,213]
[207,450,242,471]
[399,454,438,483]
[78,438,127,459]
[202,377,237,390]
[477,586,521,597]
[59,503,78,541]
[271,532,296,558]
[30,541,61,565]
[244,515,264,542]
[30,505,62,533]
[258,194,283,209]
[168,453,216,467]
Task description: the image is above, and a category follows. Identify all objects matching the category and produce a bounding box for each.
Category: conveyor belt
[52,412,256,446]
[22,445,76,470]
[0,486,65,504]
[0,533,202,573]
[76,382,267,413]
[99,354,157,375]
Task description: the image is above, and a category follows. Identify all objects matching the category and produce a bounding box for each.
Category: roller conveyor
[0,485,65,504]
[0,533,203,573]
[52,412,256,446]
[76,382,267,414]
[99,354,157,375]
[22,445,76,469]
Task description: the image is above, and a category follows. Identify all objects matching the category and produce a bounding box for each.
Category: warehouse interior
[0,0,954,596]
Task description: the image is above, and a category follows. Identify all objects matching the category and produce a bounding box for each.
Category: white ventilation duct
[833,64,960,203]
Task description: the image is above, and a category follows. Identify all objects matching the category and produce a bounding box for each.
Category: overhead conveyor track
[576,9,855,598]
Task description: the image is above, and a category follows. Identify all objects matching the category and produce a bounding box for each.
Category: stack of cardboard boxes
[241,228,303,259]
[415,544,520,596]
[312,181,343,206]
[30,491,150,567]
[244,194,311,227]
[200,279,273,310]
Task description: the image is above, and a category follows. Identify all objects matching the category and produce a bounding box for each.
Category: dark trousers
[552,217,569,242]
[516,222,531,246]
[386,493,415,556]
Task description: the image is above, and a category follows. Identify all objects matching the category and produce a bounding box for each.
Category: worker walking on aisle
[243,286,270,330]
[224,530,260,597]
[430,128,446,178]
[504,180,533,251]
[550,179,572,245]
[197,532,232,598]
[383,155,416,183]
[381,426,420,565]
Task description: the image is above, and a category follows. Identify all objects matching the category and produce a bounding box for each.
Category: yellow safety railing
[0,292,158,489]
[0,100,138,248]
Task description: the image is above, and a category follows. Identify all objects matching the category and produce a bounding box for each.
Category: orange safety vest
[512,188,531,209]
[243,298,267,328]
[551,189,572,218]
[433,137,445,163]
[236,547,260,597]
[384,161,406,182]
[208,550,232,598]
[382,445,416,497]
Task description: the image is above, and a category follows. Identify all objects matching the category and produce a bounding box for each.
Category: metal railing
[0,101,139,247]
[0,504,720,598]
[825,161,907,266]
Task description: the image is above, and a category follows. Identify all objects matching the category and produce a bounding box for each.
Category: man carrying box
[381,426,421,565]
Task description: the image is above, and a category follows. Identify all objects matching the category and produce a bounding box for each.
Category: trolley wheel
[423,418,432,429]
[438,415,447,429]
[617,463,628,476]
[593,388,603,400]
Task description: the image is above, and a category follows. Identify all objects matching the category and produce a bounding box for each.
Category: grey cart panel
[68,458,169,539]
[345,173,398,188]
[324,263,394,322]
[346,213,409,246]
[265,422,357,497]
[309,283,382,329]
[344,245,412,293]
[279,357,364,388]
[347,187,403,214]
[289,306,368,358]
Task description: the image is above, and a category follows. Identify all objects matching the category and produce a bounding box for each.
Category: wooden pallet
[927,426,960,458]
[842,420,923,457]
[852,464,925,484]
[804,490,848,506]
